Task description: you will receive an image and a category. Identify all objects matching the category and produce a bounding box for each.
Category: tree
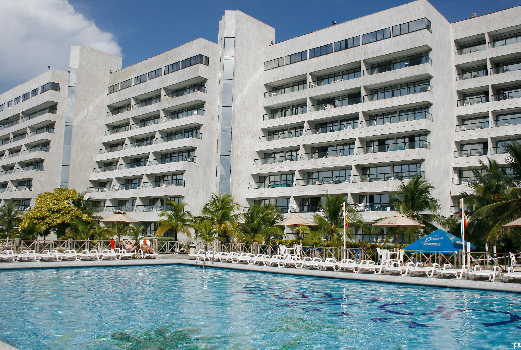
[19,188,93,238]
[201,193,240,243]
[238,204,283,243]
[191,217,216,243]
[313,194,361,246]
[0,202,22,239]
[102,222,130,242]
[156,201,193,240]
[392,176,441,237]
[127,223,145,244]
[467,142,521,245]
[66,217,100,240]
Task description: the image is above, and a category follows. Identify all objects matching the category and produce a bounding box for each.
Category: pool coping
[1,255,520,293]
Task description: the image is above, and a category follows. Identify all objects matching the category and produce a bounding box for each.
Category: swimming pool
[0,265,519,349]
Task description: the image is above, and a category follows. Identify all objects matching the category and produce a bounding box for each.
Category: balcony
[311,96,361,112]
[142,179,185,188]
[457,95,489,107]
[493,88,521,102]
[457,69,488,81]
[368,56,431,75]
[490,33,521,48]
[493,61,521,74]
[456,43,486,55]
[365,84,430,102]
[363,141,430,154]
[454,149,488,158]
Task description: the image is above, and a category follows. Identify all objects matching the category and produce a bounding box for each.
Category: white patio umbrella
[100,211,138,242]
[503,217,521,227]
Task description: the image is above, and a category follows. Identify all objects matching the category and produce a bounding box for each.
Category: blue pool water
[0,265,520,349]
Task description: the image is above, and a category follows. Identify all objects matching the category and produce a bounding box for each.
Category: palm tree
[468,142,521,245]
[392,176,441,233]
[17,219,42,240]
[0,202,22,239]
[313,194,360,246]
[239,204,283,243]
[103,222,130,242]
[192,217,216,243]
[67,217,100,240]
[156,201,193,240]
[202,193,240,243]
[127,223,145,244]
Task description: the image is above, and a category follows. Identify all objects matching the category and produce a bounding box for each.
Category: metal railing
[456,43,486,55]
[493,89,521,102]
[457,95,489,106]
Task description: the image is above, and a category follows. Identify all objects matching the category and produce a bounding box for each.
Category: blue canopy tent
[403,229,476,254]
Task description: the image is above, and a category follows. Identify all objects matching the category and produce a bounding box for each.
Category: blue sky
[0,0,519,94]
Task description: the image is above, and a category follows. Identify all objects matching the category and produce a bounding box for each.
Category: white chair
[403,262,439,277]
[234,253,255,264]
[38,250,62,262]
[468,265,502,282]
[0,250,18,262]
[502,266,521,283]
[62,250,80,261]
[17,250,40,262]
[101,249,119,260]
[318,258,337,271]
[436,264,469,279]
[78,249,101,260]
[334,259,359,272]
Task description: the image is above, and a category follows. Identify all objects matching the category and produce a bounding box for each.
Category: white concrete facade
[0,0,520,238]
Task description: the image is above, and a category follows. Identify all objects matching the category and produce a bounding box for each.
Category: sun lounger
[403,262,439,277]
[263,254,283,266]
[468,265,502,282]
[278,255,301,268]
[233,253,255,264]
[436,264,469,279]
[77,249,101,260]
[502,266,521,283]
[0,250,18,262]
[355,260,388,274]
[334,259,359,272]
[318,258,337,271]
[114,248,136,260]
[299,257,323,269]
[17,250,40,262]
[247,254,268,265]
[38,250,62,262]
[382,261,414,275]
[101,249,119,260]
[60,249,80,261]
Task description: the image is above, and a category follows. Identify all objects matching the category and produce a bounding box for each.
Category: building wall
[0,0,520,232]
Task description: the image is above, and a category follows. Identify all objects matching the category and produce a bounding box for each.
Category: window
[368,79,430,101]
[120,79,132,90]
[314,92,362,110]
[358,194,390,211]
[128,157,147,168]
[136,94,160,108]
[299,197,323,213]
[392,18,431,37]
[495,111,521,127]
[14,96,21,105]
[167,105,204,120]
[253,198,290,212]
[0,104,4,112]
[264,51,307,70]
[40,82,60,93]
[266,79,307,97]
[311,143,355,159]
[362,27,391,45]
[334,36,360,52]
[314,117,358,133]
[148,68,162,80]
[308,44,333,59]
[261,149,299,164]
[459,142,488,156]
[267,103,307,120]
[22,92,30,102]
[165,61,181,74]
[369,53,430,75]
[368,106,430,126]
[266,126,304,141]
[159,149,195,164]
[165,127,201,141]
[154,173,184,187]
[167,82,206,99]
[134,73,147,85]
[108,83,119,95]
[306,168,351,185]
[315,67,361,86]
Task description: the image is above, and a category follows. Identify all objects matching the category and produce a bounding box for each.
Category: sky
[0,0,519,94]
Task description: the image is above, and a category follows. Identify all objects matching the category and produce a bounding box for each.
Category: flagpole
[461,198,466,267]
[343,202,346,261]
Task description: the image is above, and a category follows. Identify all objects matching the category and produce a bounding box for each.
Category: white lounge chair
[436,264,469,279]
[263,254,283,266]
[334,259,359,272]
[295,257,322,269]
[383,261,414,275]
[77,249,98,260]
[101,249,119,260]
[468,265,502,282]
[355,260,388,274]
[278,255,301,268]
[38,250,62,262]
[115,248,136,260]
[17,250,40,262]
[318,258,337,271]
[502,266,521,283]
[403,262,439,277]
[0,250,18,262]
[189,249,206,260]
[247,254,268,265]
[61,249,80,261]
[234,253,255,264]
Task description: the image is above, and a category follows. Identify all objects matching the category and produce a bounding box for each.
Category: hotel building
[0,0,520,238]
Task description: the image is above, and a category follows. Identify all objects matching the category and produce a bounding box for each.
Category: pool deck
[1,254,520,293]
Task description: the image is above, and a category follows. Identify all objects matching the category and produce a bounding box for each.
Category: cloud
[0,0,122,94]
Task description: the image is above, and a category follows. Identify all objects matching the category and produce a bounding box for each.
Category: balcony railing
[368,56,431,75]
[254,181,294,189]
[87,187,111,193]
[93,165,117,173]
[457,95,489,106]
[263,106,307,121]
[105,125,130,135]
[455,122,489,131]
[491,34,521,48]
[364,85,430,102]
[352,172,423,183]
[254,156,299,165]
[366,111,432,127]
[142,179,185,188]
[311,97,361,112]
[164,85,206,100]
[150,156,196,165]
[298,205,319,213]
[355,203,395,212]
[364,141,430,154]
[454,149,488,157]
[457,43,486,55]
[135,205,170,212]
[493,89,521,101]
[457,69,488,80]
[493,62,521,74]
[105,205,134,212]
